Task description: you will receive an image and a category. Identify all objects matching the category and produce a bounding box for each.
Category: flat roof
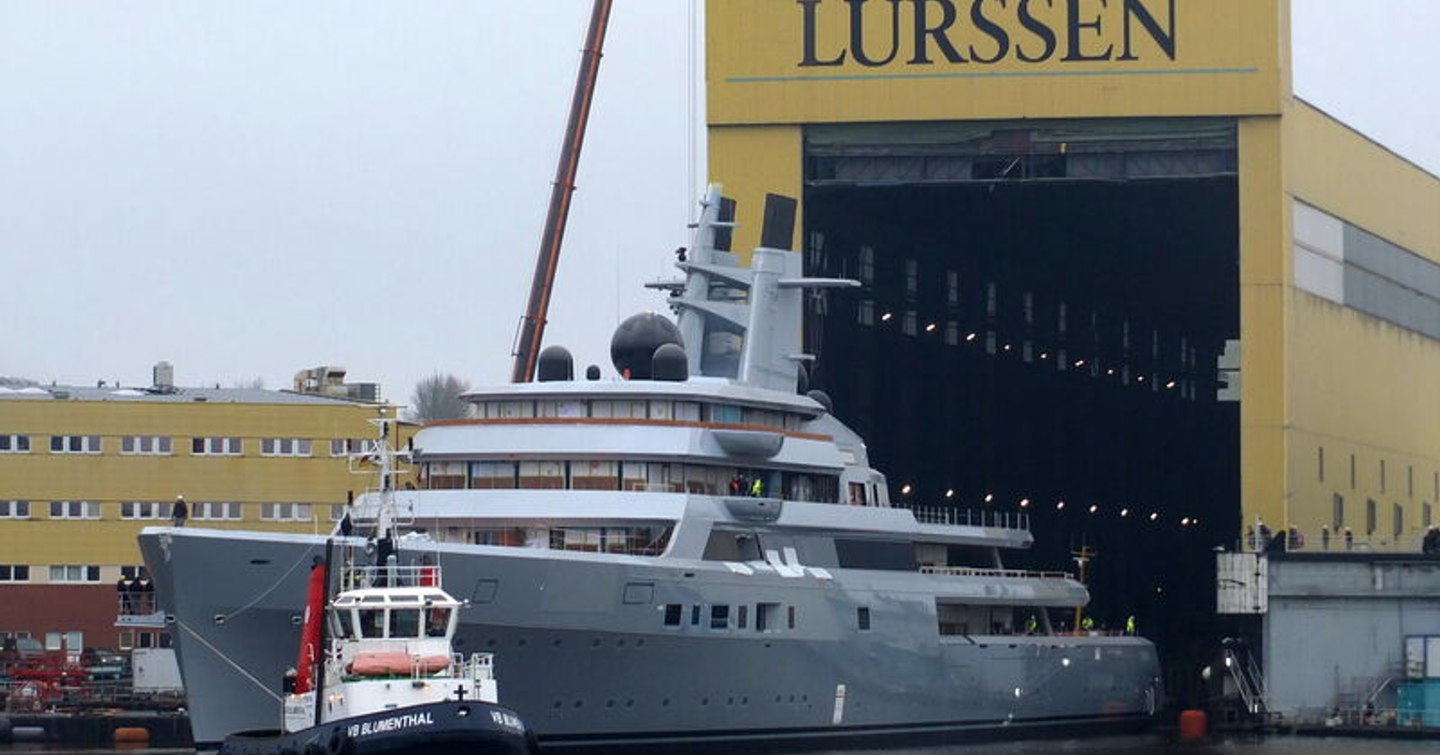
[0,384,380,406]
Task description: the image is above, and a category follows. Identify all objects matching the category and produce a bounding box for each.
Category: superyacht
[140,186,1161,750]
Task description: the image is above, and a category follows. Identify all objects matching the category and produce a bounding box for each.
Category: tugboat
[218,555,536,755]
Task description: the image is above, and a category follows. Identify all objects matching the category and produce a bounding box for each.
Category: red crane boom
[511,0,614,383]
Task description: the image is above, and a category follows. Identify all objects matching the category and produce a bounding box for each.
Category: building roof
[0,384,379,406]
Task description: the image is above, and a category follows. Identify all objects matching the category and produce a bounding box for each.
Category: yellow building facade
[0,380,403,652]
[705,0,1440,552]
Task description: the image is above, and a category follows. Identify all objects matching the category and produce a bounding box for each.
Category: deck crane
[510,0,614,383]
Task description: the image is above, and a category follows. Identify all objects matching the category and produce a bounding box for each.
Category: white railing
[341,564,442,589]
[900,504,1030,531]
[920,565,1072,580]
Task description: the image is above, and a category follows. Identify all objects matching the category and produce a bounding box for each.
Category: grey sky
[2,2,1436,407]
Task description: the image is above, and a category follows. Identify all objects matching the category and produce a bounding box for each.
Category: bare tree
[409,372,472,422]
[0,376,38,388]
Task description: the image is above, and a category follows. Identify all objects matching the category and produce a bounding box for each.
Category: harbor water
[6,732,1440,754]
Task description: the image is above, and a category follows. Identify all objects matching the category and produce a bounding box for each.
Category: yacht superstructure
[140,186,1160,750]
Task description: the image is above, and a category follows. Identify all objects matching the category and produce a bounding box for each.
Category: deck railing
[899,504,1030,531]
[920,565,1073,580]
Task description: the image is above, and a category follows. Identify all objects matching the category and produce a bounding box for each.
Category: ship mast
[511,0,614,383]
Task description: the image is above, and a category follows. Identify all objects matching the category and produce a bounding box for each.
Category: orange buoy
[1178,709,1208,740]
[113,727,150,745]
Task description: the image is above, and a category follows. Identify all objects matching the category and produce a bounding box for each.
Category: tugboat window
[663,604,683,627]
[391,609,421,639]
[358,609,383,638]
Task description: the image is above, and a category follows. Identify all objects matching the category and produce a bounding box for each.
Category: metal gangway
[1223,639,1270,717]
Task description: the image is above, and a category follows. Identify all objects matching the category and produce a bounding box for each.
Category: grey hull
[141,528,1159,749]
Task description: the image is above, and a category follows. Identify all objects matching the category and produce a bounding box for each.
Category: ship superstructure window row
[661,602,797,632]
[121,435,172,455]
[463,526,672,557]
[470,399,802,431]
[0,500,29,518]
[0,434,30,453]
[420,459,839,502]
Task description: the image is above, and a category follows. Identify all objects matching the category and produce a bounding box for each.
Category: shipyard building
[704,0,1440,709]
[0,364,403,656]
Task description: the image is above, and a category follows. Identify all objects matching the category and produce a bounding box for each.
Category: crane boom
[510,0,614,383]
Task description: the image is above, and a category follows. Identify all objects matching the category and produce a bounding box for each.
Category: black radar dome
[611,313,684,380]
[536,345,574,382]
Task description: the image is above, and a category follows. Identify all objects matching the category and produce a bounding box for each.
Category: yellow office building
[0,366,403,654]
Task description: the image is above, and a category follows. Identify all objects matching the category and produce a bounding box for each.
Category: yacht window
[590,401,614,419]
[737,605,749,629]
[663,604,683,627]
[710,605,730,630]
[572,460,618,490]
[674,402,701,421]
[428,461,466,490]
[558,401,586,418]
[690,604,701,626]
[649,401,673,420]
[519,460,565,490]
[857,607,871,631]
[391,609,422,639]
[358,609,384,638]
[499,402,534,419]
[470,461,516,489]
[425,607,451,637]
[621,462,648,491]
[788,605,797,629]
[710,405,743,424]
[848,482,867,505]
[756,602,780,632]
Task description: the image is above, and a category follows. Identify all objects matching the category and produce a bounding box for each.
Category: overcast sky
[2,1,1437,406]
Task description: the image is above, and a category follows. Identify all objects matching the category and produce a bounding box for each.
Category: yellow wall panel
[1237,116,1288,529]
[707,125,805,257]
[708,0,1286,125]
[1287,101,1440,261]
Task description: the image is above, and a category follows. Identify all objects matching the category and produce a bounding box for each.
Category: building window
[121,436,172,455]
[261,438,313,457]
[946,270,959,306]
[902,310,917,337]
[0,434,31,453]
[330,438,372,457]
[945,320,959,346]
[120,501,173,520]
[1350,455,1357,490]
[737,604,749,629]
[0,500,30,519]
[0,565,30,582]
[1395,503,1405,539]
[1367,499,1377,536]
[49,501,100,519]
[857,606,871,631]
[858,299,874,326]
[49,435,101,454]
[49,564,101,583]
[858,246,874,286]
[1318,446,1324,482]
[192,502,243,520]
[787,605,797,629]
[1381,460,1387,493]
[905,259,918,297]
[1410,466,1415,498]
[118,630,134,650]
[260,503,312,521]
[1426,502,1434,529]
[1333,494,1345,530]
[192,437,242,456]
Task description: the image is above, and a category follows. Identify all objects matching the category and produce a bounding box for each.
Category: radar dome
[651,342,689,382]
[611,313,684,380]
[536,345,574,382]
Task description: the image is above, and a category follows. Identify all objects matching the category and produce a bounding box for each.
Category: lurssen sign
[798,0,1176,68]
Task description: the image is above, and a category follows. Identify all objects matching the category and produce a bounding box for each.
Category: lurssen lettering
[798,0,1176,68]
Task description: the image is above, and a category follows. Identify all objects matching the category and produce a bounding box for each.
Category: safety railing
[920,565,1072,580]
[899,504,1030,531]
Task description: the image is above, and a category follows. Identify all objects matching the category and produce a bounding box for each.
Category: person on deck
[172,495,189,528]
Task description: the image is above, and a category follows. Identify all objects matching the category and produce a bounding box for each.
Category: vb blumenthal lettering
[348,712,434,738]
[798,0,1176,67]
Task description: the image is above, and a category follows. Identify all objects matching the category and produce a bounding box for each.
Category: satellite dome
[806,389,833,415]
[536,345,574,382]
[651,342,689,382]
[611,313,683,380]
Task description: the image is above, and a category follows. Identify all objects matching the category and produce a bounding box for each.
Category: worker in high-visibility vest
[1081,616,1095,632]
[750,477,764,497]
[1125,615,1136,635]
